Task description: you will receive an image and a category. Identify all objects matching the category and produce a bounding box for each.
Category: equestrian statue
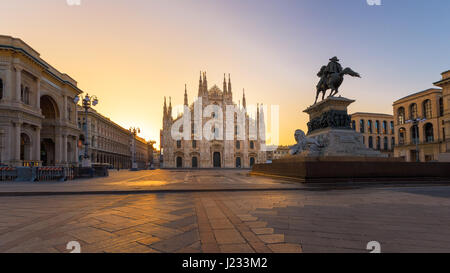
[314,57,361,104]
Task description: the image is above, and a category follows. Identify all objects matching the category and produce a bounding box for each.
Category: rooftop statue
[314,57,361,104]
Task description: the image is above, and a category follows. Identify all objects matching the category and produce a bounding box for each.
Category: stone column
[64,95,68,120]
[34,127,41,161]
[75,136,79,164]
[36,78,41,109]
[5,68,12,101]
[55,134,62,165]
[13,122,21,163]
[15,67,22,102]
[63,134,68,164]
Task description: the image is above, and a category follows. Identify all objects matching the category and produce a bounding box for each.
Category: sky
[1,0,449,148]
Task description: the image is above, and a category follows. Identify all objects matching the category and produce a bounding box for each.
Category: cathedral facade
[160,72,266,168]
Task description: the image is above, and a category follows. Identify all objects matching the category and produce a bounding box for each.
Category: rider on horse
[317,56,343,90]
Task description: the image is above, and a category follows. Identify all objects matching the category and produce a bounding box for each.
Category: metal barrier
[0,167,17,181]
[35,167,65,181]
[1,166,91,182]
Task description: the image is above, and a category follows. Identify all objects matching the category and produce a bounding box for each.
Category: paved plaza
[1,170,450,253]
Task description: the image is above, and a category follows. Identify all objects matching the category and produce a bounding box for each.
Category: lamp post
[74,94,99,167]
[406,117,426,162]
[130,127,140,171]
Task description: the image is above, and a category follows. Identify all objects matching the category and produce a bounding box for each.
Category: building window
[376,136,381,150]
[383,136,388,150]
[21,85,31,105]
[439,97,444,117]
[409,103,418,120]
[368,120,373,134]
[362,136,365,145]
[375,120,380,134]
[192,140,197,148]
[391,137,395,150]
[411,125,419,144]
[0,78,3,100]
[352,120,356,130]
[382,121,387,134]
[359,119,365,133]
[390,121,394,134]
[424,123,434,143]
[423,100,432,119]
[177,140,181,148]
[250,141,254,149]
[397,107,405,125]
[399,128,406,145]
[368,136,373,149]
[236,141,240,149]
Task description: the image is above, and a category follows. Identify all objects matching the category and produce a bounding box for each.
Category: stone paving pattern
[1,170,450,253]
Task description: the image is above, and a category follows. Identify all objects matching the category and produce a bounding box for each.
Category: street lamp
[406,117,426,162]
[129,127,140,171]
[74,94,99,167]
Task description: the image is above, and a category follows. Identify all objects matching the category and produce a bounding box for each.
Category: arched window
[359,119,365,133]
[177,140,181,148]
[399,128,406,145]
[382,121,387,134]
[368,120,373,134]
[397,107,405,125]
[409,103,418,120]
[439,97,444,117]
[423,100,432,119]
[424,123,434,143]
[390,121,394,134]
[0,78,3,100]
[368,136,373,149]
[236,141,240,149]
[375,120,380,134]
[411,125,419,144]
[376,136,381,150]
[383,136,388,150]
[250,141,254,149]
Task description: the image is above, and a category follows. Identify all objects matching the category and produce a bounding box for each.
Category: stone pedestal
[303,97,385,158]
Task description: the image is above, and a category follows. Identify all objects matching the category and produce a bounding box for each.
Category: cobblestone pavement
[1,170,450,253]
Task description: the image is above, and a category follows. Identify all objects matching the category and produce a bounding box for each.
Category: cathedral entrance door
[236,157,241,168]
[192,157,198,168]
[176,156,183,168]
[213,152,221,168]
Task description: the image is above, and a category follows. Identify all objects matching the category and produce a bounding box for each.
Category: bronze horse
[314,66,361,104]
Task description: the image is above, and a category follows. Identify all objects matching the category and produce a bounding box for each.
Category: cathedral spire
[242,89,246,109]
[163,96,167,117]
[228,74,232,98]
[203,72,208,95]
[198,71,203,97]
[168,96,172,117]
[223,73,228,95]
[184,84,188,106]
